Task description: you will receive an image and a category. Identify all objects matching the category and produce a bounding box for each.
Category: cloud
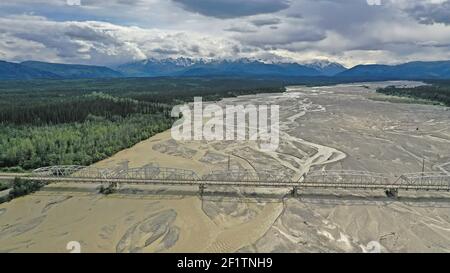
[224,25,258,33]
[235,24,327,47]
[171,0,291,18]
[396,0,450,25]
[1,0,450,67]
[0,15,250,65]
[250,18,281,27]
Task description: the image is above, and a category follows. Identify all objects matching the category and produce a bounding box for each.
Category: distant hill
[116,57,195,77]
[21,61,122,79]
[0,60,60,80]
[0,60,122,80]
[338,61,450,80]
[116,58,341,77]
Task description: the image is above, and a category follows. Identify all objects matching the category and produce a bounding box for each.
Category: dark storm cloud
[151,48,182,55]
[402,1,450,25]
[285,12,302,19]
[251,18,281,27]
[290,0,384,33]
[172,0,291,18]
[238,25,327,46]
[224,26,257,33]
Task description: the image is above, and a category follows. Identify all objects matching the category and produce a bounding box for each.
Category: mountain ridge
[303,60,347,76]
[21,61,123,79]
[0,60,61,80]
[116,58,340,78]
[2,58,450,80]
[338,60,450,80]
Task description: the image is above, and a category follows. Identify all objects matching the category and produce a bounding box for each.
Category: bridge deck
[9,175,450,192]
[1,165,449,193]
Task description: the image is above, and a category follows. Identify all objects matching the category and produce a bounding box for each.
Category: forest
[0,77,285,171]
[377,80,450,106]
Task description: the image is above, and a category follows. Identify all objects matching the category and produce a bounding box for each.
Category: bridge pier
[385,188,399,199]
[112,182,119,190]
[98,181,120,195]
[291,186,300,198]
[199,184,206,197]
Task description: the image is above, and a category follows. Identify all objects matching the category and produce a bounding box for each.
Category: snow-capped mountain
[303,60,347,76]
[116,58,346,77]
[117,57,198,77]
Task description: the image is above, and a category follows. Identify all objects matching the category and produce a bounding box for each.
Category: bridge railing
[202,170,291,183]
[33,165,201,181]
[31,165,293,183]
[396,172,450,189]
[30,165,450,190]
[33,165,88,177]
[303,170,392,187]
[114,166,200,181]
[33,166,118,179]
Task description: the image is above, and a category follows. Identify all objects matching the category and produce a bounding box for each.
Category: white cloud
[0,14,252,65]
[0,0,450,67]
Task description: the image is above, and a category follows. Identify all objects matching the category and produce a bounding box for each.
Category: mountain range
[0,60,122,80]
[115,58,347,78]
[339,61,450,80]
[1,58,450,81]
[21,61,122,79]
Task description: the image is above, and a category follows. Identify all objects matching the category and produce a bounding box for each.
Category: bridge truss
[21,165,450,197]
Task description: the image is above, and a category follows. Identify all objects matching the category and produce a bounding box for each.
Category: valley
[1,81,449,252]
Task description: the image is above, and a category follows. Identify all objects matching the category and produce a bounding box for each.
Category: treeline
[0,92,169,125]
[377,81,450,106]
[0,78,285,103]
[0,114,172,169]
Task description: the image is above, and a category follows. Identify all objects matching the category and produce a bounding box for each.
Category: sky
[1,0,450,67]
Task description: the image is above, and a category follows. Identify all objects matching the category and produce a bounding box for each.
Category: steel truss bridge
[1,164,448,197]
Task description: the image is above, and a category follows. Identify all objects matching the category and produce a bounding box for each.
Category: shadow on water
[34,185,450,207]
